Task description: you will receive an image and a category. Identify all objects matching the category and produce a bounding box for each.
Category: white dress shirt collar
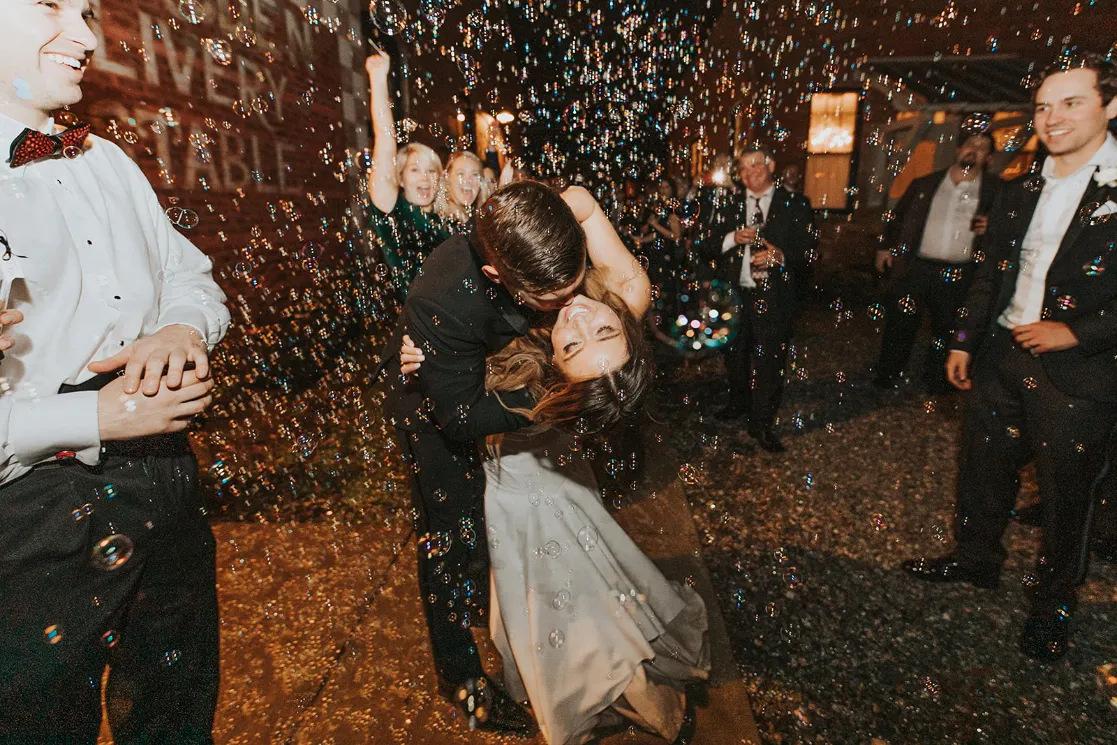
[746,184,776,203]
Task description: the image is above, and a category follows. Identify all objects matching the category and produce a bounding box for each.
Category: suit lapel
[1049,168,1110,276]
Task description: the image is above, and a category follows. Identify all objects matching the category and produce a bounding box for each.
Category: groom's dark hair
[1035,52,1117,106]
[474,180,586,294]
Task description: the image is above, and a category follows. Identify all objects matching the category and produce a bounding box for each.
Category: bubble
[658,280,740,354]
[1000,124,1031,153]
[870,513,886,531]
[62,144,82,159]
[1084,256,1107,276]
[1055,295,1077,311]
[235,24,257,46]
[542,540,561,558]
[1023,377,1038,390]
[43,624,63,645]
[165,206,199,229]
[867,303,884,321]
[419,0,447,26]
[1006,425,1021,439]
[548,629,565,649]
[251,96,269,115]
[1082,202,1115,226]
[371,0,408,36]
[577,526,599,551]
[897,295,917,315]
[101,629,119,648]
[462,278,476,293]
[178,0,207,24]
[961,112,991,136]
[202,38,233,66]
[677,463,700,485]
[91,534,135,571]
[552,589,570,611]
[162,649,181,666]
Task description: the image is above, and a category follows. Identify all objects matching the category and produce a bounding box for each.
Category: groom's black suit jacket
[951,172,1117,402]
[378,234,534,437]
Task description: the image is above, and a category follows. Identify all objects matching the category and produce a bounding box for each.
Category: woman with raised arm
[365,50,449,298]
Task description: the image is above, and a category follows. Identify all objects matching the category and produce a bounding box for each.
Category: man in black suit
[903,53,1117,659]
[377,182,587,734]
[712,148,818,453]
[874,131,1001,393]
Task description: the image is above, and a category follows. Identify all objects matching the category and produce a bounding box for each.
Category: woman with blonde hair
[436,150,491,229]
[366,49,449,298]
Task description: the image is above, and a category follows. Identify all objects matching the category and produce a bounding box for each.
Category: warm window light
[807,91,859,154]
[496,111,515,124]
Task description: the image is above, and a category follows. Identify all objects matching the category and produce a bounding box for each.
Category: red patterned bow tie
[8,123,91,168]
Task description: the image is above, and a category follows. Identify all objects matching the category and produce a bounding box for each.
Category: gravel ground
[656,279,1117,745]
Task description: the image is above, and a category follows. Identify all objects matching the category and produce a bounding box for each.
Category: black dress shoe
[1012,501,1044,527]
[749,428,785,453]
[454,677,537,736]
[1020,611,1071,661]
[901,554,1001,589]
[714,405,747,422]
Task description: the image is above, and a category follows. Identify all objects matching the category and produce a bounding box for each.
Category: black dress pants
[395,428,488,688]
[724,295,792,432]
[0,446,219,745]
[877,258,973,389]
[955,330,1117,615]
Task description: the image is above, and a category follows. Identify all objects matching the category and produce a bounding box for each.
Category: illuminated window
[805,91,860,210]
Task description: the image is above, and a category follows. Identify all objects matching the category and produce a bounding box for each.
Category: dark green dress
[368,193,450,298]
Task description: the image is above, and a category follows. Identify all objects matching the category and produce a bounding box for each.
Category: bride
[403,184,710,744]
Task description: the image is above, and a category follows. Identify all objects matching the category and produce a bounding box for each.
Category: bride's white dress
[484,428,711,745]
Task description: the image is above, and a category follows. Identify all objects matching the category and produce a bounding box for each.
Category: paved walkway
[100,432,760,744]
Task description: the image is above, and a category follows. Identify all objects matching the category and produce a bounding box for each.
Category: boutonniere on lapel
[1096,165,1117,189]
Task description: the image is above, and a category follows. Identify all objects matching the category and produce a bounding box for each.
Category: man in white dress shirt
[873,131,1001,393]
[904,54,1117,660]
[711,148,817,453]
[0,0,230,741]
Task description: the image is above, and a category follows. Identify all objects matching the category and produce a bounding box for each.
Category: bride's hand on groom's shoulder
[400,334,425,375]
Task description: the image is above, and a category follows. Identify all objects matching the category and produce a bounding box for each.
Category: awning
[857,55,1036,111]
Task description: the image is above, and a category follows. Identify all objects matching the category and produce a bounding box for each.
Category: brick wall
[76,0,369,321]
[70,0,396,518]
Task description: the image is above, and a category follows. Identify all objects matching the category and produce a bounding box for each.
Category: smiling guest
[0,0,230,740]
[904,53,1117,660]
[365,49,449,299]
[437,150,490,229]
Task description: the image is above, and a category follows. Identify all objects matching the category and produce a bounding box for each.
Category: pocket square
[1091,200,1117,218]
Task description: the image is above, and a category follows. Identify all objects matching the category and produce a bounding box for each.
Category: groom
[377,181,588,733]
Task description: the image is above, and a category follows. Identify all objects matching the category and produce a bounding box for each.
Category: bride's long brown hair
[485,270,654,439]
